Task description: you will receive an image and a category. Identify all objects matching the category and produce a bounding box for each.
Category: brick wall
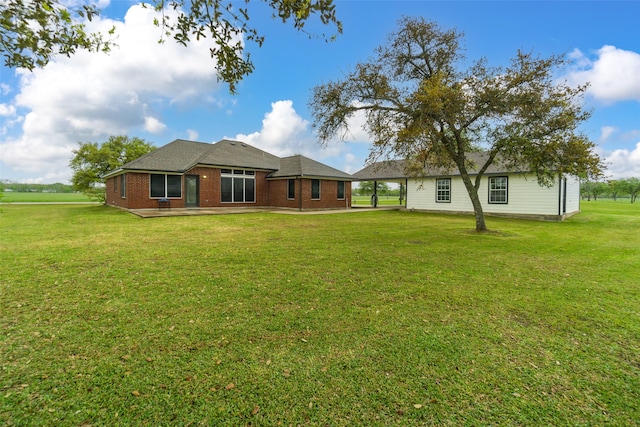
[106,172,185,209]
[106,169,351,210]
[268,178,301,209]
[187,167,218,207]
[268,178,351,210]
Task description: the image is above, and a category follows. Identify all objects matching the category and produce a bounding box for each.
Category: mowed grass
[1,192,95,203]
[1,202,638,426]
[352,195,403,206]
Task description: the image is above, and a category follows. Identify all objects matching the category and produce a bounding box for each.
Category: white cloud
[340,101,372,142]
[144,116,167,134]
[0,104,16,117]
[234,100,310,156]
[0,4,223,183]
[186,129,199,141]
[232,100,365,173]
[602,142,640,179]
[567,46,640,103]
[599,126,617,142]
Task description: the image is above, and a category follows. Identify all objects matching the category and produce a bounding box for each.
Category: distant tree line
[0,181,75,193]
[354,181,400,197]
[581,178,640,203]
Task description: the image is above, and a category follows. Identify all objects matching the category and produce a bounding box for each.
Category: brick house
[104,139,353,211]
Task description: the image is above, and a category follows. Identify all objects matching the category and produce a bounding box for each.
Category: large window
[488,176,508,204]
[221,169,255,203]
[287,179,295,200]
[436,178,451,203]
[150,174,182,198]
[311,179,320,200]
[337,181,345,199]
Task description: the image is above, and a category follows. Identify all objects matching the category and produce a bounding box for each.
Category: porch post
[372,181,378,208]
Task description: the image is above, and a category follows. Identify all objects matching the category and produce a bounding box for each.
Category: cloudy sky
[1,0,639,183]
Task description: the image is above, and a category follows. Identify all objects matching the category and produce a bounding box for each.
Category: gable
[197,139,281,171]
[119,139,212,173]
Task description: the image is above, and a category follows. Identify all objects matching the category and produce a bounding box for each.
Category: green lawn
[1,192,95,203]
[352,195,403,206]
[1,202,638,426]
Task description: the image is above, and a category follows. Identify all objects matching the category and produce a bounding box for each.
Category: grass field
[0,192,95,203]
[352,195,403,206]
[1,202,638,426]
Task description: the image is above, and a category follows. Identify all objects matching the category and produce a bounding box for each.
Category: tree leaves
[309,16,605,231]
[149,0,343,93]
[3,0,342,93]
[1,0,114,70]
[69,135,155,202]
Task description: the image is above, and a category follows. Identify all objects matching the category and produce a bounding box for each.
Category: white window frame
[488,176,508,204]
[337,181,345,200]
[436,178,451,203]
[150,174,182,199]
[120,174,126,198]
[221,169,256,203]
[311,179,321,200]
[287,179,295,200]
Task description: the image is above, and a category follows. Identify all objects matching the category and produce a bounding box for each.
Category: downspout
[557,173,563,220]
[298,177,303,211]
[405,179,408,207]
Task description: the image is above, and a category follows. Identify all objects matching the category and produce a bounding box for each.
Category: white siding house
[406,173,580,221]
[353,157,581,221]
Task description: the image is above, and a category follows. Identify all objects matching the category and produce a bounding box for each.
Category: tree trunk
[459,172,488,232]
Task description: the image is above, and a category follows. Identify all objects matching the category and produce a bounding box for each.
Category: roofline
[102,168,124,179]
[267,175,354,181]
[194,163,277,172]
[351,176,407,181]
[353,170,538,181]
[104,168,187,178]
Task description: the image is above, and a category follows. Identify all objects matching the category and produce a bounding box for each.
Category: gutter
[558,173,562,217]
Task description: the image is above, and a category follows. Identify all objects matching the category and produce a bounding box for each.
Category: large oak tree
[1,0,341,93]
[70,135,155,202]
[310,16,603,231]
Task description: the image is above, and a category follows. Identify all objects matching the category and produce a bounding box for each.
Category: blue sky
[1,0,639,183]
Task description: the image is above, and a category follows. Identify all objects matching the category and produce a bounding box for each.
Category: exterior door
[185,175,199,208]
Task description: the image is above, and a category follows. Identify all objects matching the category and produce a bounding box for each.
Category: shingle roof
[105,139,353,180]
[118,139,211,172]
[198,139,281,170]
[352,160,407,181]
[353,152,525,181]
[269,155,353,180]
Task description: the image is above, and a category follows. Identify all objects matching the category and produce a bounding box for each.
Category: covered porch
[352,160,408,208]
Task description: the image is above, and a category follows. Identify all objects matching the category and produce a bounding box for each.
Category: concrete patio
[128,206,401,218]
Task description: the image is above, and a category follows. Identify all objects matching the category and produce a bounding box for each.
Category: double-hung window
[488,176,508,204]
[287,179,295,200]
[337,181,345,199]
[311,179,320,200]
[150,174,182,198]
[120,174,126,198]
[436,178,451,203]
[221,169,255,203]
